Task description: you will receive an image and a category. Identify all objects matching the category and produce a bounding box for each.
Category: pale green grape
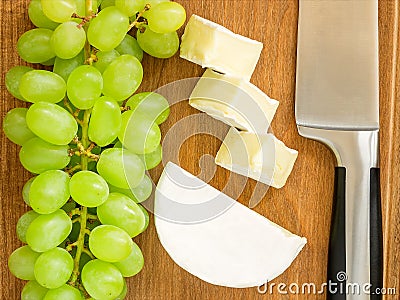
[41,0,76,23]
[19,70,66,104]
[81,259,124,300]
[5,66,33,101]
[43,284,83,300]
[130,174,153,202]
[97,148,145,189]
[23,177,36,206]
[126,92,170,124]
[53,51,84,81]
[34,247,73,289]
[26,102,78,145]
[26,209,72,252]
[147,2,186,33]
[137,26,179,58]
[8,246,41,280]
[28,0,60,30]
[87,6,129,51]
[19,138,70,174]
[97,192,146,237]
[100,0,115,9]
[113,241,144,277]
[147,0,169,6]
[103,54,143,101]
[17,28,55,63]
[29,170,70,214]
[114,278,127,300]
[41,57,56,66]
[93,50,120,73]
[140,144,162,170]
[88,96,122,146]
[21,281,49,300]
[115,34,143,61]
[118,110,161,154]
[138,204,149,233]
[3,108,36,145]
[51,21,86,59]
[115,0,145,16]
[17,210,40,243]
[67,65,103,109]
[69,171,109,207]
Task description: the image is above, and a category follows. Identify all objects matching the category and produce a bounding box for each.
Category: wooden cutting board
[1,1,399,299]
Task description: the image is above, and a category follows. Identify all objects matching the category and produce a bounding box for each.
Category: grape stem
[65,164,82,175]
[128,4,151,31]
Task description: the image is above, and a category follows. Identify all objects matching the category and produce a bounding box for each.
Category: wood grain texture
[0,0,399,299]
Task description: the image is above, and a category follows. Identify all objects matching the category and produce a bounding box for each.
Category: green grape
[5,66,34,101]
[22,177,36,206]
[126,92,170,124]
[97,193,146,237]
[51,22,86,59]
[17,210,40,243]
[140,144,162,170]
[21,281,49,300]
[137,26,179,58]
[67,65,103,109]
[8,246,41,280]
[88,96,122,146]
[138,204,149,233]
[41,0,76,23]
[100,0,115,9]
[43,284,83,300]
[118,110,161,154]
[87,6,129,51]
[89,225,133,262]
[102,54,143,101]
[131,174,153,202]
[81,259,124,300]
[69,171,109,207]
[19,70,66,104]
[147,2,186,33]
[17,28,55,63]
[34,247,73,289]
[114,278,127,300]
[113,241,144,277]
[147,0,169,6]
[26,209,72,252]
[96,148,145,189]
[115,34,143,61]
[28,0,60,30]
[41,57,56,66]
[115,0,145,16]
[107,183,134,199]
[93,50,120,73]
[3,108,36,145]
[26,102,78,145]
[29,170,70,214]
[53,51,84,82]
[19,137,70,174]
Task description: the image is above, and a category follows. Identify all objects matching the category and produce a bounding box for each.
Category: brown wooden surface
[1,0,399,299]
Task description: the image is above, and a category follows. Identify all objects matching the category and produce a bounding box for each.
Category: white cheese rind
[155,162,307,288]
[180,15,263,81]
[189,69,279,133]
[215,128,298,188]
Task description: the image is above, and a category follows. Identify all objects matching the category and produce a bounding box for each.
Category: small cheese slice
[180,15,263,81]
[189,69,279,133]
[215,128,298,188]
[155,162,307,288]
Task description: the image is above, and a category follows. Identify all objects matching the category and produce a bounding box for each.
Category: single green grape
[53,51,85,82]
[115,0,145,16]
[100,0,115,9]
[3,108,36,146]
[29,170,70,214]
[88,96,122,146]
[28,0,60,30]
[34,247,74,289]
[51,21,86,59]
[43,284,83,300]
[19,70,66,104]
[17,28,55,63]
[26,209,72,252]
[97,192,146,237]
[93,50,120,73]
[81,259,124,300]
[19,137,70,174]
[69,171,109,207]
[22,177,36,206]
[26,102,78,145]
[147,2,186,33]
[5,66,34,101]
[8,245,41,280]
[138,204,149,233]
[140,144,162,170]
[113,241,144,277]
[67,65,103,109]
[41,0,76,23]
[21,281,48,300]
[137,26,179,58]
[126,92,170,124]
[17,210,40,243]
[115,34,143,61]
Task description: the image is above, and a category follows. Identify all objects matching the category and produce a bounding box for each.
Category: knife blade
[295,1,382,299]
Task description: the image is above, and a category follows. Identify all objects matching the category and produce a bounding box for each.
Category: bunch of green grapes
[4,0,185,299]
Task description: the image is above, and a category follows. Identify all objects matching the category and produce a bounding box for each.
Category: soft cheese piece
[189,69,279,133]
[215,128,298,188]
[155,162,306,288]
[180,15,263,81]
